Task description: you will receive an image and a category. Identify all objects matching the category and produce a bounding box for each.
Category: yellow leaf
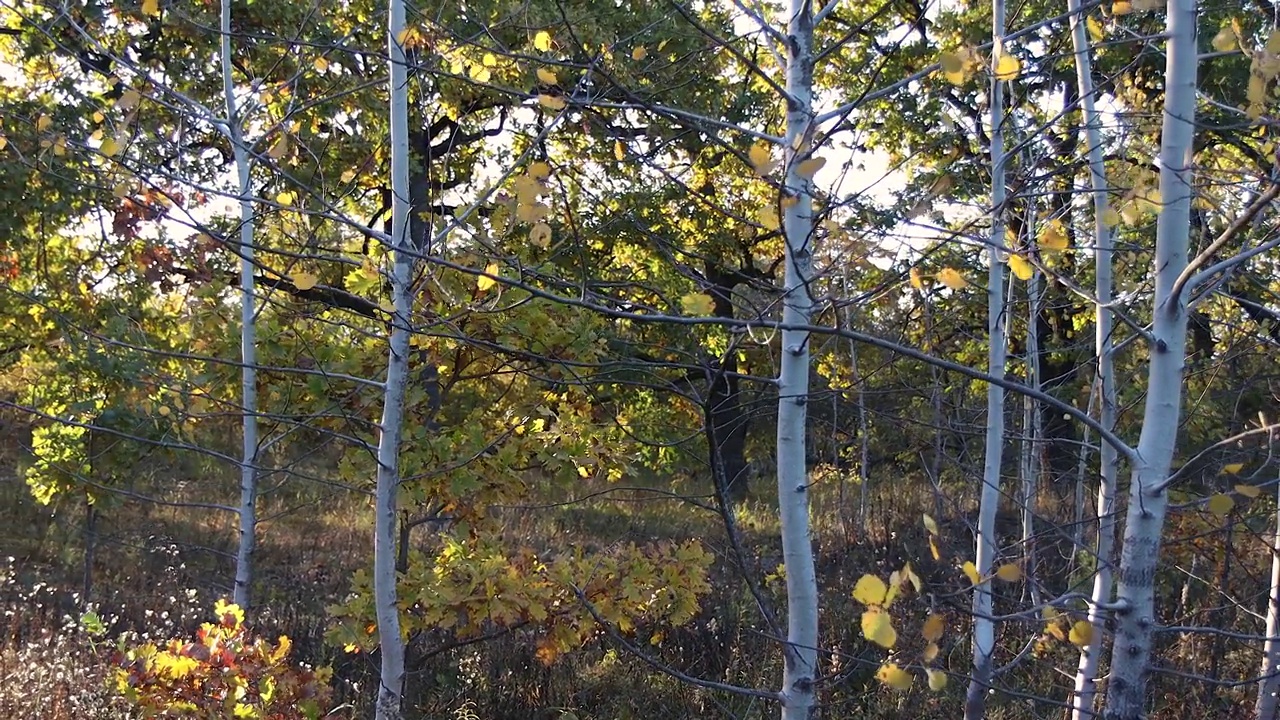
[922,514,939,535]
[884,582,901,608]
[1112,1,1132,15]
[876,662,913,691]
[537,67,558,85]
[529,222,552,249]
[577,465,591,478]
[1069,620,1094,648]
[482,52,497,67]
[100,137,120,157]
[614,140,625,161]
[52,136,66,156]
[1207,493,1235,518]
[852,574,888,606]
[477,263,500,292]
[1039,219,1069,251]
[267,135,288,160]
[0,135,7,151]
[293,272,318,291]
[909,267,924,290]
[902,562,922,593]
[1222,462,1244,475]
[926,668,948,691]
[1235,483,1261,499]
[1268,29,1280,55]
[939,50,969,85]
[314,56,329,73]
[157,405,170,416]
[995,563,1022,582]
[1087,15,1105,42]
[993,53,1020,81]
[961,561,980,586]
[928,535,941,561]
[922,613,945,642]
[1008,254,1033,281]
[470,65,492,83]
[142,0,160,17]
[795,156,826,179]
[528,161,552,181]
[756,206,780,231]
[533,30,552,52]
[537,94,565,110]
[748,140,776,176]
[1101,207,1122,228]
[1211,26,1237,53]
[680,292,715,316]
[939,51,964,74]
[631,46,647,61]
[118,88,144,113]
[861,608,898,648]
[1046,620,1067,641]
[937,268,968,290]
[276,191,295,206]
[36,114,52,132]
[922,641,939,662]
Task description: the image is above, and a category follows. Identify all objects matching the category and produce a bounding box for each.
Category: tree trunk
[964,0,1009,715]
[1257,469,1280,720]
[1100,1,1197,717]
[1067,0,1121,713]
[777,1,818,716]
[374,0,412,716]
[220,0,257,612]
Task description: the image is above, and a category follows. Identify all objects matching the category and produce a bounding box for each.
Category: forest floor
[0,430,1255,719]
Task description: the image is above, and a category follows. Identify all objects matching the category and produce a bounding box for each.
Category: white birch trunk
[777,1,818,717]
[1100,1,1197,717]
[374,0,411,716]
[1256,470,1280,720]
[1067,0,1120,714]
[220,0,257,612]
[964,0,1009,714]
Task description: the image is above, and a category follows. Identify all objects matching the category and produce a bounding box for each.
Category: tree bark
[220,0,257,612]
[374,0,411,716]
[777,1,818,717]
[964,0,1010,715]
[1100,2,1197,717]
[1257,468,1280,720]
[1067,0,1121,713]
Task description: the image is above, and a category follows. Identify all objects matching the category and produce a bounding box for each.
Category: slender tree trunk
[1067,0,1120,713]
[1101,2,1197,717]
[1021,264,1041,601]
[221,0,257,612]
[777,1,818,717]
[964,1,1010,715]
[374,0,412,716]
[1257,469,1280,720]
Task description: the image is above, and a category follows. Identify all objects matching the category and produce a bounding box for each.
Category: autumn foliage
[113,600,332,719]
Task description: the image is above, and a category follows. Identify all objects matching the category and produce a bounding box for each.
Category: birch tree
[1259,466,1280,719]
[372,0,411,715]
[964,0,1011,715]
[1100,1,1198,717]
[776,1,819,716]
[1066,0,1120,714]
[218,0,258,613]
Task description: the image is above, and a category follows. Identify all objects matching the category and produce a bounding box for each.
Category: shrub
[114,599,332,719]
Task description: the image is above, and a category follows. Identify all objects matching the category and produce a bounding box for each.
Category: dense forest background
[2,0,1280,718]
